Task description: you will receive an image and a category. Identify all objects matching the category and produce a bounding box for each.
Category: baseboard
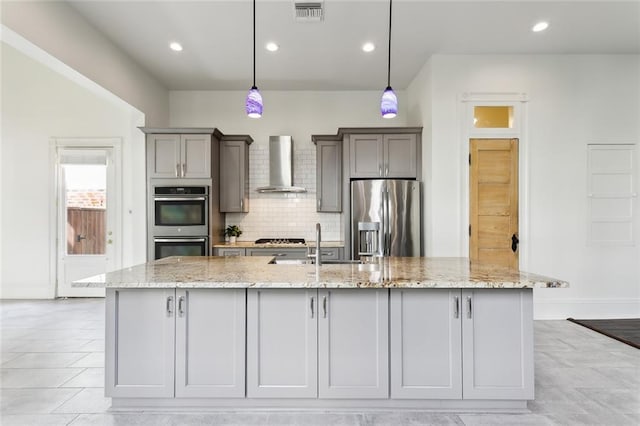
[534,298,640,319]
[0,286,56,299]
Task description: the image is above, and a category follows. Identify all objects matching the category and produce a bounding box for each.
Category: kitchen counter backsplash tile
[225,198,342,242]
[75,256,568,290]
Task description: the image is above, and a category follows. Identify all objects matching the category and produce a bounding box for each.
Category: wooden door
[318,289,389,399]
[469,139,519,269]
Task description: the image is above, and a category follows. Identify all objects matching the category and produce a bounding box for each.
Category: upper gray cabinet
[314,138,342,212]
[220,136,252,213]
[147,133,211,179]
[350,133,418,179]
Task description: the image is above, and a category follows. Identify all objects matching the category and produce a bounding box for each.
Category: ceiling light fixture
[381,0,397,118]
[169,42,183,52]
[246,0,262,118]
[362,42,375,53]
[266,42,279,52]
[532,21,549,32]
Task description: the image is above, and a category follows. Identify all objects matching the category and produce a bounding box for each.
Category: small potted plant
[224,225,242,244]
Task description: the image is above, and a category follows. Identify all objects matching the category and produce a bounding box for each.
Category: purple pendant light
[381,0,397,118]
[246,0,262,118]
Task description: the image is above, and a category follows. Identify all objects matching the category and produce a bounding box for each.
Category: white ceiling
[67,0,640,91]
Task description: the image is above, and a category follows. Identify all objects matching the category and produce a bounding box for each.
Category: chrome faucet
[308,223,322,265]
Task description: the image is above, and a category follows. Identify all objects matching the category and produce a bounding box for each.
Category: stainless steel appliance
[154,237,209,260]
[152,185,208,236]
[351,179,420,258]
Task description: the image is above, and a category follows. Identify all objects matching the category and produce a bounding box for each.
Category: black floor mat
[567,318,640,349]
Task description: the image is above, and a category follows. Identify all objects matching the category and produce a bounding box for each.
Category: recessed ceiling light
[532,21,549,32]
[169,42,183,52]
[362,42,375,53]
[265,42,279,52]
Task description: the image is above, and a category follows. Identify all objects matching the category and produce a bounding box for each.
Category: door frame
[460,92,529,270]
[49,138,123,297]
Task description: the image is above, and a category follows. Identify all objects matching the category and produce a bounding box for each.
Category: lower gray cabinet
[247,288,388,399]
[106,288,246,399]
[390,289,462,399]
[390,288,533,401]
[246,289,318,398]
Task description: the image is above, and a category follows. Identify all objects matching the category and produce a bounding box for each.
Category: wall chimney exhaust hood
[257,136,307,193]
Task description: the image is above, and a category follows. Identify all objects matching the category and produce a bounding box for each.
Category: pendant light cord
[252,0,256,88]
[387,0,392,88]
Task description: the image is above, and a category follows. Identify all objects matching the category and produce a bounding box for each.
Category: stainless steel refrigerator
[351,179,421,258]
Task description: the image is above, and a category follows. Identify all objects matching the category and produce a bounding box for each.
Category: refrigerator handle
[384,189,391,256]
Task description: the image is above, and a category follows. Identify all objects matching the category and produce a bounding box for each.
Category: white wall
[1,1,169,127]
[413,54,640,318]
[0,42,147,298]
[170,90,408,242]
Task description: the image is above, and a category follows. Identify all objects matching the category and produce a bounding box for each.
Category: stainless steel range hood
[257,136,307,193]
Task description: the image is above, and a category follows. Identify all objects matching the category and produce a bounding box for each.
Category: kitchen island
[76,256,567,412]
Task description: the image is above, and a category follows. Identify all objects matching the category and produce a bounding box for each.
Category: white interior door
[57,148,116,297]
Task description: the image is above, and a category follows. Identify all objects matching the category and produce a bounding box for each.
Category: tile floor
[1,298,638,426]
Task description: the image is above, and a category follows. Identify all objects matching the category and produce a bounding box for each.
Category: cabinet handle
[467,296,472,319]
[175,164,180,177]
[322,295,327,318]
[178,295,185,317]
[385,164,389,176]
[240,199,243,210]
[321,251,334,256]
[454,296,460,319]
[317,198,321,209]
[310,296,315,319]
[379,165,382,176]
[182,163,186,177]
[166,296,174,317]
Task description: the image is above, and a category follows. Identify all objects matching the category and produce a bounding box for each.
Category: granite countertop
[74,256,568,289]
[212,241,344,248]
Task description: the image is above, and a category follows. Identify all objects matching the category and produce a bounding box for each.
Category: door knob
[511,234,519,253]
[76,235,86,242]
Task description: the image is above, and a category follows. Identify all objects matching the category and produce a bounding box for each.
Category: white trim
[459,92,530,270]
[50,138,123,298]
[534,297,640,320]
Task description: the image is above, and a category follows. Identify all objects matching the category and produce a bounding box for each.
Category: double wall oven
[151,185,209,259]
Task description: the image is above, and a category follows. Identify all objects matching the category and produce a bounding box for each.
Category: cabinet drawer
[215,248,245,256]
[308,247,343,260]
[246,248,307,259]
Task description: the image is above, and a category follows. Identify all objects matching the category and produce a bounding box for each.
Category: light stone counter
[74,256,567,289]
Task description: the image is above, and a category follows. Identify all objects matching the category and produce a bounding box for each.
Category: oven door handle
[154,197,207,202]
[154,238,207,243]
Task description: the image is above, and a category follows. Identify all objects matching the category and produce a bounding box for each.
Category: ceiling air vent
[294,1,323,22]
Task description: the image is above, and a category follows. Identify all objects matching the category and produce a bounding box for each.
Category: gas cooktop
[254,238,306,245]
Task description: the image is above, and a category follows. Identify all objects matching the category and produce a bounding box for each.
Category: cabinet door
[105,288,175,398]
[384,134,417,178]
[214,248,245,256]
[390,289,462,399]
[316,140,342,212]
[462,289,534,400]
[180,134,211,178]
[318,289,389,399]
[220,140,248,212]
[175,289,245,398]
[247,289,318,398]
[147,134,181,178]
[349,134,384,178]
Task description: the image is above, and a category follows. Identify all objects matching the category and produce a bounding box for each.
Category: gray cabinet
[390,288,533,401]
[349,133,418,179]
[247,289,318,398]
[220,138,251,213]
[246,248,307,259]
[214,247,246,256]
[105,288,175,398]
[390,289,462,399]
[315,139,342,212]
[106,288,246,399]
[318,289,389,398]
[247,288,388,399]
[308,247,343,260]
[462,289,534,400]
[147,133,211,178]
[175,289,246,398]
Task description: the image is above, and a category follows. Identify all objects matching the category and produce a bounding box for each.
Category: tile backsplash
[224,141,343,242]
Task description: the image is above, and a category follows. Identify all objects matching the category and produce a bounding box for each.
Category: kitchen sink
[268,258,363,265]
